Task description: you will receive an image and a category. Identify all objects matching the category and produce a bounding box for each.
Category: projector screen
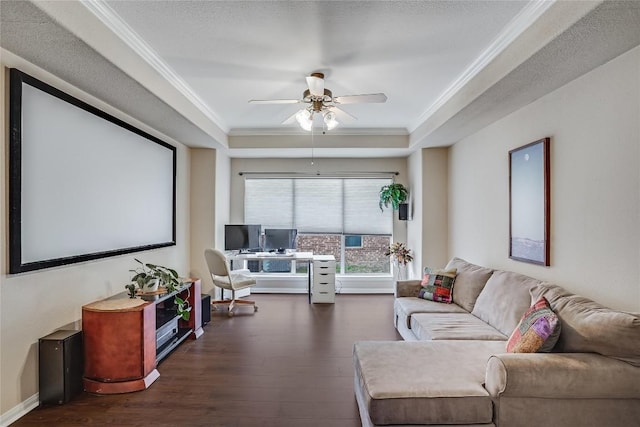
[9,69,176,274]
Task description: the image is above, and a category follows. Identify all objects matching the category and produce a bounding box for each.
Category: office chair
[204,249,258,317]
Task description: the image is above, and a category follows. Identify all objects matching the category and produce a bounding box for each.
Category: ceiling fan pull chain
[310,126,315,166]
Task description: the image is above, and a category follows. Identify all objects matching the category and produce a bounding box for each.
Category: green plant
[127,259,191,321]
[125,283,137,298]
[174,294,192,321]
[379,183,408,212]
[129,258,181,292]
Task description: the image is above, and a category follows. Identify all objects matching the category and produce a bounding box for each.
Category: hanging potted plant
[379,183,408,212]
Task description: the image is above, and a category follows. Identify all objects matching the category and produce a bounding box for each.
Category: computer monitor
[263,228,297,252]
[224,224,261,252]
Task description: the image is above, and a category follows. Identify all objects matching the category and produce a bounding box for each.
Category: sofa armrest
[485,353,640,399]
[395,280,422,297]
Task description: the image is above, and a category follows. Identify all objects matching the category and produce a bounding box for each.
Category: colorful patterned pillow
[507,297,561,353]
[418,267,457,303]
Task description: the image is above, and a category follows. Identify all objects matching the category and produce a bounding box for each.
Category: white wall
[189,148,216,294]
[1,55,191,418]
[449,45,640,312]
[406,148,450,279]
[422,148,449,271]
[406,150,423,279]
[189,148,231,297]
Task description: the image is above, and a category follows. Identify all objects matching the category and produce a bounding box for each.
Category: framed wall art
[509,137,550,266]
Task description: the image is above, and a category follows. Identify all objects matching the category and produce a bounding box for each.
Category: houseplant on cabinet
[379,183,408,212]
[128,259,192,320]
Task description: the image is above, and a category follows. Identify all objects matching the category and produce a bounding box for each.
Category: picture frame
[509,137,550,266]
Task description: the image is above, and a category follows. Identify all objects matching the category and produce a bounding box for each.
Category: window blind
[244,178,392,235]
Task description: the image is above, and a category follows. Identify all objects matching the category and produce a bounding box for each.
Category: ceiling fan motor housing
[303,88,333,112]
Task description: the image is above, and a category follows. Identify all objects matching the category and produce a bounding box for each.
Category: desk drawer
[313,260,336,271]
[313,282,335,294]
[311,291,335,304]
[313,272,335,283]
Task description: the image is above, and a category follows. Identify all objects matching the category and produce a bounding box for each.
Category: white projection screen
[9,69,176,273]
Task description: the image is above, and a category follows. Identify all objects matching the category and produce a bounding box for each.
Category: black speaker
[39,330,83,405]
[201,294,212,325]
[399,203,409,221]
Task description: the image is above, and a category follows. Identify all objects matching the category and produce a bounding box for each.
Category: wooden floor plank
[14,294,401,426]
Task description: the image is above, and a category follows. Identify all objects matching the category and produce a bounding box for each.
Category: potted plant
[379,183,408,212]
[385,242,413,281]
[129,259,161,292]
[127,259,192,321]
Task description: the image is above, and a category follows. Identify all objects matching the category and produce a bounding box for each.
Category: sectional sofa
[353,258,640,426]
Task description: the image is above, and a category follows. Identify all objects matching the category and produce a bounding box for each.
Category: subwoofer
[201,294,211,325]
[39,330,83,405]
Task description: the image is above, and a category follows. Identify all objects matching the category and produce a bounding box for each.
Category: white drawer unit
[311,257,336,303]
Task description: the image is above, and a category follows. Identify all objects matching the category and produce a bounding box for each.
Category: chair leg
[211,298,258,315]
[211,286,257,315]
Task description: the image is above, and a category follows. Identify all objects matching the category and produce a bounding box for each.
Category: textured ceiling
[103,0,527,131]
[1,1,639,157]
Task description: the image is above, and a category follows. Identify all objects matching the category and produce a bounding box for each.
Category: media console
[81,279,202,394]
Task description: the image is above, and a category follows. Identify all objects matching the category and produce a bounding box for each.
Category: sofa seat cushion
[395,297,468,329]
[411,313,508,341]
[353,340,506,425]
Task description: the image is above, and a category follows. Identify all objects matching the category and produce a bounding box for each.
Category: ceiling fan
[249,72,387,131]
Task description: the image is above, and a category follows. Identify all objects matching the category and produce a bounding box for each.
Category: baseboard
[336,287,392,294]
[252,287,307,294]
[1,393,39,427]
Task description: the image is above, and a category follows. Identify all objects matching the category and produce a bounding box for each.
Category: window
[345,235,362,248]
[245,177,393,274]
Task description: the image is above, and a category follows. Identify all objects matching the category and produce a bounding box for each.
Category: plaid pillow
[507,297,561,353]
[418,267,457,303]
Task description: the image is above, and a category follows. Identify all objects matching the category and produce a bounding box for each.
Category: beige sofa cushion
[354,340,505,425]
[532,282,640,367]
[411,313,508,341]
[472,270,541,336]
[394,297,468,329]
[486,352,640,399]
[446,257,494,312]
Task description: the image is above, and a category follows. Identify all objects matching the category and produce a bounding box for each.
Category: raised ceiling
[1,1,639,157]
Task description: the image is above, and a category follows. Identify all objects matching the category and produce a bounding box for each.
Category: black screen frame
[8,68,177,274]
[264,229,298,251]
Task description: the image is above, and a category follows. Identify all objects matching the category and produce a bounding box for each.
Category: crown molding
[228,127,409,137]
[409,0,556,133]
[80,0,229,133]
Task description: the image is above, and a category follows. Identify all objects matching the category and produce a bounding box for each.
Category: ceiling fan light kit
[295,108,313,131]
[323,111,339,130]
[249,72,387,131]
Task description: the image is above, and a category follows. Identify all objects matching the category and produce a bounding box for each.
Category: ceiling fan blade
[328,106,356,123]
[282,109,303,125]
[249,99,300,104]
[333,93,387,104]
[306,75,325,97]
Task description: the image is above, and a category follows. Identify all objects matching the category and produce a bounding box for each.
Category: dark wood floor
[15,294,401,426]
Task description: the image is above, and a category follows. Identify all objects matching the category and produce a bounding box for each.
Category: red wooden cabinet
[82,280,202,394]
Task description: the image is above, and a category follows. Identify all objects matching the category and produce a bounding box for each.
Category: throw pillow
[507,297,561,353]
[418,267,457,303]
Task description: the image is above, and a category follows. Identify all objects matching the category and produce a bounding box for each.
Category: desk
[228,252,335,303]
